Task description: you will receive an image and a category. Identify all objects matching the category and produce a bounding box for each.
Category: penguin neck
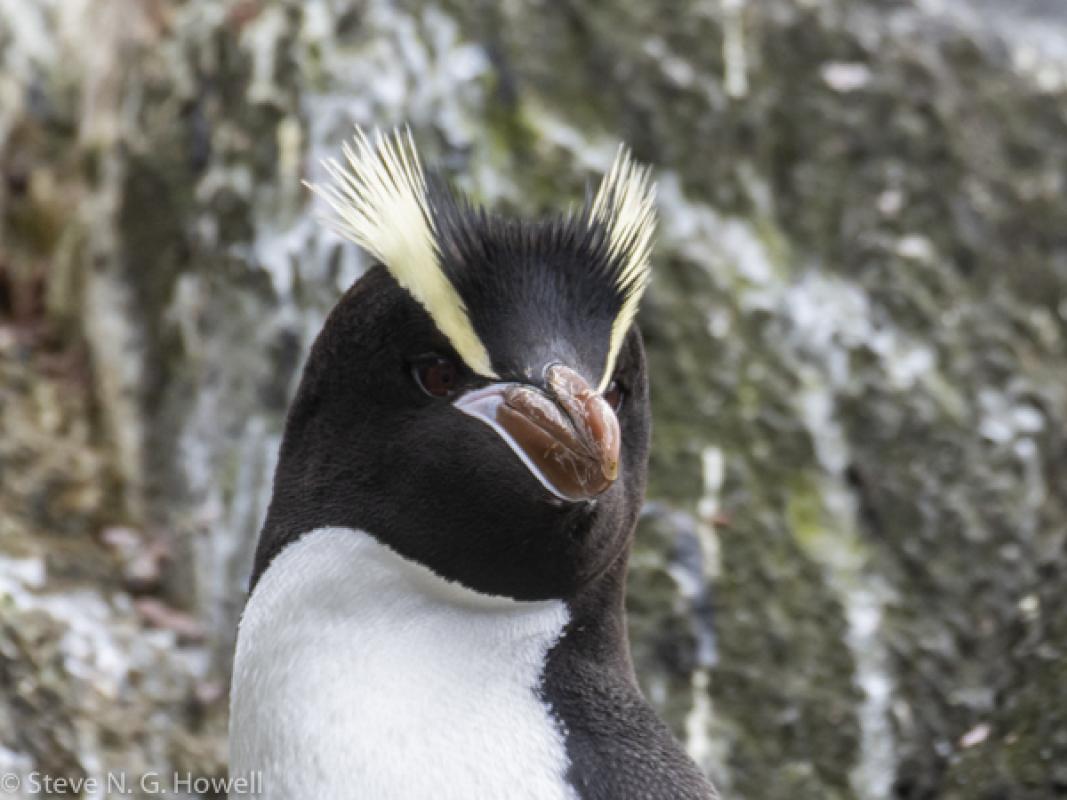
[556,545,636,680]
[542,550,631,691]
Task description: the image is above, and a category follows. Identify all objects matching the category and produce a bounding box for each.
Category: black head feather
[426,180,628,385]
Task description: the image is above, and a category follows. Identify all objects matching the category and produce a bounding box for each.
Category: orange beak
[454,364,621,502]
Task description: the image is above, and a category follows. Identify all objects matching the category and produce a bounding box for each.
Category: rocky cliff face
[2,0,1066,797]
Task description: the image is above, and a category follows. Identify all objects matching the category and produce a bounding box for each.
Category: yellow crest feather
[307,127,498,379]
[309,129,655,393]
[590,146,657,392]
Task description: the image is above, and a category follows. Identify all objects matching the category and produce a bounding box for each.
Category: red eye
[603,380,625,412]
[414,357,460,398]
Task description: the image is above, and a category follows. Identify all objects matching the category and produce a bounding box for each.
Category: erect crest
[309,128,497,378]
[587,147,656,390]
[309,127,657,391]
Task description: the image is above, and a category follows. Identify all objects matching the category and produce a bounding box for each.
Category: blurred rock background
[1,0,1066,797]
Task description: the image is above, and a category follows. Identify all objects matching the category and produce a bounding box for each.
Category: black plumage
[425,177,635,384]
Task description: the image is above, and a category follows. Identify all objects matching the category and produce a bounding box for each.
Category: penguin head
[255,129,657,602]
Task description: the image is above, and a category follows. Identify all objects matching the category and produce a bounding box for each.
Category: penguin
[229,128,717,800]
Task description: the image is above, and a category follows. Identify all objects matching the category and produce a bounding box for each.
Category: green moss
[711,460,862,798]
[785,474,826,551]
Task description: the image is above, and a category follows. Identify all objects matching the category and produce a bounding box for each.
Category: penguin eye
[413,356,460,398]
[603,380,625,412]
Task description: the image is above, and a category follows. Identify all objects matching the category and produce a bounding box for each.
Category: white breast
[229,527,578,800]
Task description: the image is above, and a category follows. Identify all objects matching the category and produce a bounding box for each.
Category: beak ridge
[454,365,622,502]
